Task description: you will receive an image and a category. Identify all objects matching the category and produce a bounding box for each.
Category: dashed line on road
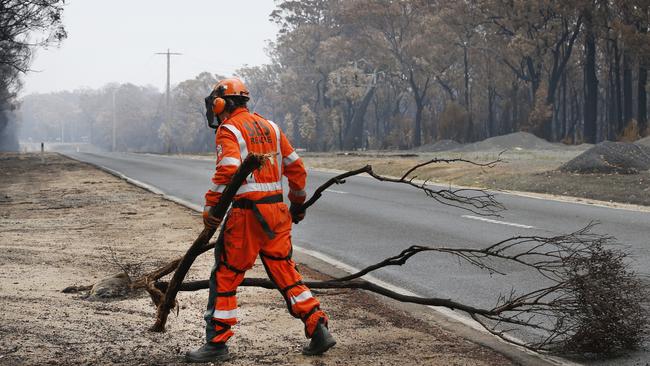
[462,215,535,229]
[325,189,348,194]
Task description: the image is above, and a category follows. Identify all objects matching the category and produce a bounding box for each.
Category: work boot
[302,322,336,356]
[185,342,230,363]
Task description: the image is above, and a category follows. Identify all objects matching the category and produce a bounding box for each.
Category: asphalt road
[62,150,649,365]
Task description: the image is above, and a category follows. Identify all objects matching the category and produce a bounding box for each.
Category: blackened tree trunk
[561,70,568,140]
[464,46,470,111]
[343,83,376,150]
[542,17,583,140]
[639,66,648,134]
[487,85,496,137]
[408,70,430,148]
[623,53,633,130]
[511,82,519,132]
[607,64,615,140]
[638,19,648,135]
[413,97,424,147]
[614,42,623,134]
[463,46,474,142]
[584,14,598,144]
[607,40,617,140]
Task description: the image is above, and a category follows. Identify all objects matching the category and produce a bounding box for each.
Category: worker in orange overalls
[186,78,335,363]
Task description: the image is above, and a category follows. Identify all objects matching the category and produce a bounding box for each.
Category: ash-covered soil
[0,153,513,365]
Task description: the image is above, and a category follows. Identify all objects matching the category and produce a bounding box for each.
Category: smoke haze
[0,109,19,152]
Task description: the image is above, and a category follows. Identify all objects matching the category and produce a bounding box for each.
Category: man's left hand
[202,208,222,229]
[290,203,305,224]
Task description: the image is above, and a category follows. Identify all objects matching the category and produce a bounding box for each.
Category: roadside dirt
[0,153,514,366]
[303,149,650,207]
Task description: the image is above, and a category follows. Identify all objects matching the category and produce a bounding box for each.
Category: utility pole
[155,49,182,128]
[112,88,117,152]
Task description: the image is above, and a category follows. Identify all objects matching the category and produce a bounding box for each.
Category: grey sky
[22,0,279,95]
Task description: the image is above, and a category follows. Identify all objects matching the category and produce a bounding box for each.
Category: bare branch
[301,155,506,217]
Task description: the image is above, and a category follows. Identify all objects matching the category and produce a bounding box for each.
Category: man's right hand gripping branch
[202,207,222,229]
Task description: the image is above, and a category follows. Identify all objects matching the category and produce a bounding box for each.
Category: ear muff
[212,97,226,115]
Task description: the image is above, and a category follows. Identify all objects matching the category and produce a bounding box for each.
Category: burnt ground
[479,169,650,206]
[0,153,513,366]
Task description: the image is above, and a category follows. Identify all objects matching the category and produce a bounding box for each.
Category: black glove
[290,203,305,224]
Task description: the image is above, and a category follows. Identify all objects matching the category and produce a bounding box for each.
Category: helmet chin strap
[214,114,223,128]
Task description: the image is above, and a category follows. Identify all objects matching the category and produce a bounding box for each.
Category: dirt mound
[559,141,650,174]
[456,132,555,152]
[636,136,650,147]
[416,139,462,152]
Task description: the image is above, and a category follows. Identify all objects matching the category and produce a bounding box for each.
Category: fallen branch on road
[149,223,647,353]
[65,155,647,355]
[299,153,505,217]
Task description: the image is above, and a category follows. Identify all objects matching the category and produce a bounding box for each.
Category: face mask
[204,95,220,129]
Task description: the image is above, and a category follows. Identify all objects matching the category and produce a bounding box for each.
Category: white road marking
[462,215,535,229]
[325,189,348,194]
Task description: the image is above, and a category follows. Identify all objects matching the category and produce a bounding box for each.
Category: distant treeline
[20,73,220,153]
[19,1,650,152]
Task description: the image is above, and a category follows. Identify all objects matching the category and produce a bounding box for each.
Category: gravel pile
[455,132,555,152]
[559,141,650,174]
[416,139,462,152]
[636,136,650,147]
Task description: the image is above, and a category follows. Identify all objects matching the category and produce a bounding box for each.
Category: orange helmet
[210,78,250,117]
[213,78,250,100]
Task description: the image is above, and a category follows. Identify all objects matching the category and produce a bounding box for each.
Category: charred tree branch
[148,153,268,332]
[300,155,505,217]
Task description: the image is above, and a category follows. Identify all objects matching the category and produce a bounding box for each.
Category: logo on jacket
[244,120,272,144]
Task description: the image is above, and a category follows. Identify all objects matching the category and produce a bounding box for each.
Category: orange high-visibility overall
[203,107,328,344]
